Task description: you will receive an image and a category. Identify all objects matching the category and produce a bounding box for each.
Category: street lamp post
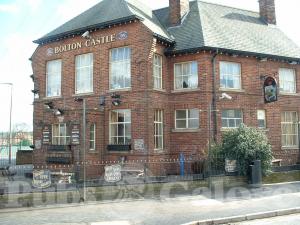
[75,97,86,201]
[0,83,13,166]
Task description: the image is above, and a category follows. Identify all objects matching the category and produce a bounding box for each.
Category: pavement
[231,213,300,225]
[0,182,300,225]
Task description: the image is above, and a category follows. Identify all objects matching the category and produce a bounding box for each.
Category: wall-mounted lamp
[81,31,91,39]
[31,89,39,99]
[44,102,54,110]
[259,57,268,62]
[289,61,298,65]
[30,74,35,81]
[111,93,121,106]
[219,93,232,100]
[100,96,106,106]
[53,109,64,116]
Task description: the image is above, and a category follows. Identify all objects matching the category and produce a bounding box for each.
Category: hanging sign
[264,76,278,103]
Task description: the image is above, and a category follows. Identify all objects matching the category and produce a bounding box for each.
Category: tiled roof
[154,1,300,59]
[35,0,300,60]
[34,0,173,44]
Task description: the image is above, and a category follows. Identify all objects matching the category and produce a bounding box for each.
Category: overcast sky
[0,0,299,132]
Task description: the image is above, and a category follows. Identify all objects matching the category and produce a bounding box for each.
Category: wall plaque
[134,139,145,151]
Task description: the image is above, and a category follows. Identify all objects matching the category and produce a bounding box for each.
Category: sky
[0,0,299,132]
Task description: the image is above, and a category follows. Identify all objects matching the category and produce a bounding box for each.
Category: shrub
[220,124,273,176]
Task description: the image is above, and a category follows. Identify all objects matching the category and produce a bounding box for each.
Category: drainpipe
[211,50,219,143]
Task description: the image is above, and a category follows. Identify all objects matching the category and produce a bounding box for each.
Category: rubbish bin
[249,160,262,188]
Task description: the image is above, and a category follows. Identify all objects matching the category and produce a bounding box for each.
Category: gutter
[165,46,300,64]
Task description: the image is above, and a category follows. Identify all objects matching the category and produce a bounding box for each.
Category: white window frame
[281,111,299,148]
[257,110,266,129]
[153,54,163,89]
[46,59,62,97]
[154,110,164,150]
[75,53,93,94]
[175,109,199,129]
[279,68,296,94]
[89,123,96,150]
[220,61,242,90]
[174,61,198,90]
[109,47,131,90]
[221,109,243,129]
[109,109,131,145]
[52,123,69,145]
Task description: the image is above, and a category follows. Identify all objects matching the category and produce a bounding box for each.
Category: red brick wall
[31,21,300,178]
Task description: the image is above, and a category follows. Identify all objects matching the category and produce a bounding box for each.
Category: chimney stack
[259,0,276,25]
[169,0,190,26]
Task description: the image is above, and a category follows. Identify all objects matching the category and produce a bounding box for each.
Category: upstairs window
[175,109,199,129]
[222,110,243,128]
[110,47,131,90]
[153,54,162,89]
[46,59,62,97]
[174,61,198,90]
[279,68,296,93]
[75,53,93,94]
[220,61,241,90]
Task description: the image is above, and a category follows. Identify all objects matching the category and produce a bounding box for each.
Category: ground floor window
[175,109,199,129]
[281,111,298,147]
[154,110,163,150]
[52,123,69,145]
[221,109,243,128]
[89,123,96,150]
[257,110,266,128]
[109,109,131,145]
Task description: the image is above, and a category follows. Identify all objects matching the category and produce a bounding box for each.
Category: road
[0,183,300,225]
[232,213,300,225]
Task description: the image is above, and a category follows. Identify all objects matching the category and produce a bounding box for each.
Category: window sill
[258,128,269,132]
[153,88,167,93]
[43,96,62,100]
[171,88,200,93]
[219,88,245,93]
[154,149,165,153]
[109,88,131,93]
[72,92,94,97]
[281,146,299,150]
[88,150,98,154]
[221,127,238,131]
[172,129,201,133]
[279,92,300,96]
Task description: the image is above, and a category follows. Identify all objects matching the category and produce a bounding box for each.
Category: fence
[0,156,228,192]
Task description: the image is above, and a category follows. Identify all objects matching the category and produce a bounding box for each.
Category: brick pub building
[31,0,300,178]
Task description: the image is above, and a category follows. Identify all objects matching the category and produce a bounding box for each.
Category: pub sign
[264,76,278,103]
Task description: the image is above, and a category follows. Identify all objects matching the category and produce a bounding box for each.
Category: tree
[220,124,273,176]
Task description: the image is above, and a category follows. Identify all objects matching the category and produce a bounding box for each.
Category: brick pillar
[169,0,190,26]
[259,0,276,25]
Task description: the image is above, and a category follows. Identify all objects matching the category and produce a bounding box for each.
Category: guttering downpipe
[212,50,219,143]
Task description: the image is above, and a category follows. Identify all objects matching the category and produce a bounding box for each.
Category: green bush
[220,124,273,176]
